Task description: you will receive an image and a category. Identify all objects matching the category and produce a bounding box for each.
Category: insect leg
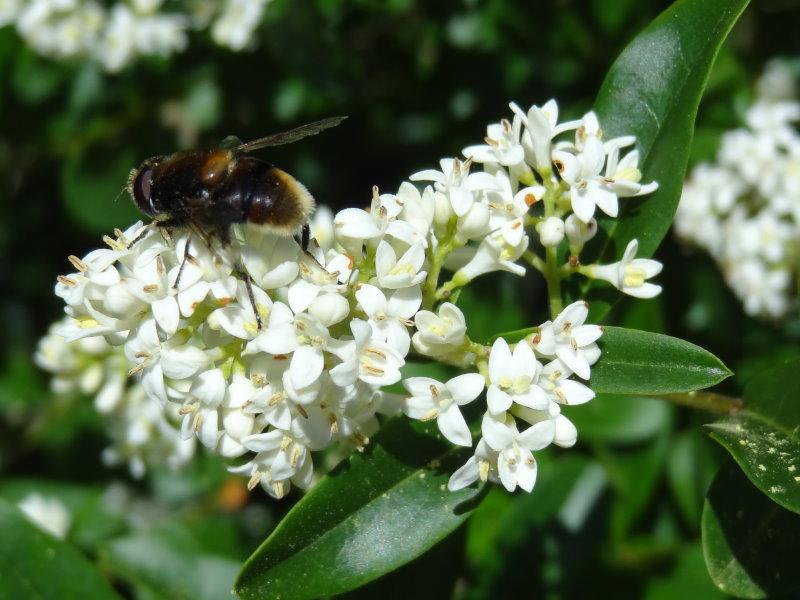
[173,238,192,290]
[239,269,262,331]
[301,223,311,252]
[126,226,151,249]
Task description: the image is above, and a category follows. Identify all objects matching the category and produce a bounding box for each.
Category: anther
[68,255,87,272]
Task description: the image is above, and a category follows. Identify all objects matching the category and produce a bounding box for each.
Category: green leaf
[702,460,800,599]
[646,543,726,600]
[0,498,120,599]
[590,327,732,395]
[564,393,672,445]
[666,430,719,529]
[0,479,127,552]
[584,0,750,318]
[61,149,140,234]
[706,358,800,514]
[101,527,239,600]
[234,417,482,600]
[603,430,670,540]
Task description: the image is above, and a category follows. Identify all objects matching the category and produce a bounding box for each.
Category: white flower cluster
[0,0,272,72]
[676,60,800,318]
[35,319,194,478]
[45,99,660,497]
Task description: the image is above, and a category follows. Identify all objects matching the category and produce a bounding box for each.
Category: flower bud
[456,200,490,242]
[536,216,565,247]
[433,190,454,235]
[564,214,597,254]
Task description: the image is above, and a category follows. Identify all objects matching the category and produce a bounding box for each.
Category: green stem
[541,184,564,318]
[522,251,546,273]
[658,391,743,415]
[544,246,562,317]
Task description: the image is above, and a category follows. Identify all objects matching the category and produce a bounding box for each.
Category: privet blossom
[44,100,660,497]
[676,60,800,318]
[0,0,273,72]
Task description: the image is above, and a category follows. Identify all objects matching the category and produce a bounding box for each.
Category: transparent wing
[236,116,348,153]
[219,135,244,150]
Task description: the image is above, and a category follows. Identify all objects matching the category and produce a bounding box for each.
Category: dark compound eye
[133,167,155,216]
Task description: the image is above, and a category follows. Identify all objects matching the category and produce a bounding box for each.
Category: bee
[127,116,347,248]
[126,116,346,330]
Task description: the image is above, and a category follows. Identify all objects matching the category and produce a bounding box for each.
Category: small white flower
[589,239,662,299]
[447,438,501,491]
[412,302,467,356]
[356,283,421,355]
[481,412,554,492]
[457,230,528,281]
[374,240,427,289]
[403,373,485,446]
[330,320,404,387]
[532,301,602,380]
[536,216,565,247]
[410,158,499,217]
[509,99,582,170]
[487,338,548,414]
[538,359,595,406]
[564,214,598,254]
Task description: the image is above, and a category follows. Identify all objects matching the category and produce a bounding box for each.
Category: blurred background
[2,0,800,598]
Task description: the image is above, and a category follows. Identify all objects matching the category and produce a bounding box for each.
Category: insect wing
[219,135,244,150]
[236,116,347,152]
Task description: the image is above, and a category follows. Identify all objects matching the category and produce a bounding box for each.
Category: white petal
[515,456,537,492]
[161,345,209,379]
[556,346,591,380]
[486,385,512,415]
[255,323,297,354]
[448,456,479,491]
[481,412,514,450]
[488,337,512,382]
[554,301,589,330]
[404,394,436,419]
[517,420,555,450]
[572,324,602,346]
[624,282,662,299]
[590,184,619,218]
[557,379,595,405]
[335,208,381,238]
[288,279,320,314]
[497,457,517,492]
[514,386,549,410]
[570,187,597,223]
[437,404,472,447]
[198,409,220,449]
[290,346,324,389]
[190,368,226,407]
[388,285,422,319]
[355,283,387,317]
[446,373,486,405]
[242,429,283,452]
[553,414,578,447]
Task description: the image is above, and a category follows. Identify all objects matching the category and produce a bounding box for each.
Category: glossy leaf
[60,149,140,234]
[235,417,482,600]
[101,527,239,600]
[590,327,731,395]
[702,460,800,599]
[0,479,127,552]
[666,430,719,529]
[583,0,750,318]
[564,393,672,445]
[605,430,670,539]
[0,498,120,599]
[706,358,800,514]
